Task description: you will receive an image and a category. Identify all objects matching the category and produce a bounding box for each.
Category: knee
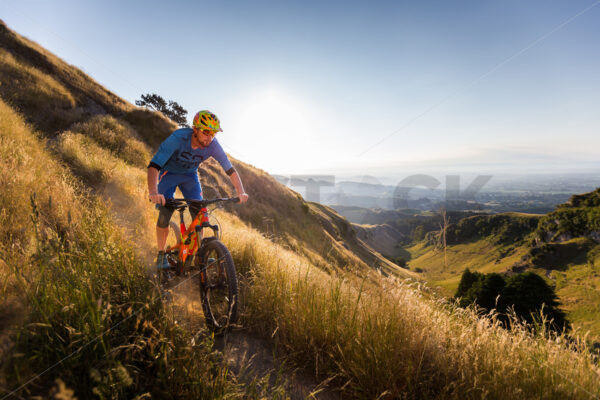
[157,207,173,228]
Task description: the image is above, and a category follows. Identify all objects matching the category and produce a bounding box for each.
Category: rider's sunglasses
[200,129,216,137]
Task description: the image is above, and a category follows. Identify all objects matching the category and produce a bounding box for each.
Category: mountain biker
[147,110,248,273]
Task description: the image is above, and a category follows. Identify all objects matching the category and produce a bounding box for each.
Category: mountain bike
[162,197,239,332]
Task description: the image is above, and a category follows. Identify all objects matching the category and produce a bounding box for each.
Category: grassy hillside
[0,19,178,146]
[2,20,600,398]
[0,99,239,398]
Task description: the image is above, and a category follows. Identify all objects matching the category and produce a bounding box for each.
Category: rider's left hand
[238,192,249,203]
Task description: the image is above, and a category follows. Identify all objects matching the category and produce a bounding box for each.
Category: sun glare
[228,88,318,173]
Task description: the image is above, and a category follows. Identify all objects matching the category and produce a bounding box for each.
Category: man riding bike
[147,110,249,274]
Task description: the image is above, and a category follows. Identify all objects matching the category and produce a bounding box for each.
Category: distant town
[278,173,600,215]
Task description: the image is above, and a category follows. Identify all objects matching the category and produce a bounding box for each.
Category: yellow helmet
[193,110,222,132]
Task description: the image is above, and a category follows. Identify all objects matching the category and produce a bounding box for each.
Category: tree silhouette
[135,93,189,127]
[455,270,569,332]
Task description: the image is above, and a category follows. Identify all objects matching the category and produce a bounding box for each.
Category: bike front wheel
[197,240,238,333]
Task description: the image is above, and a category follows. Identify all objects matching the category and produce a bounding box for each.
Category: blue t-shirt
[150,128,233,174]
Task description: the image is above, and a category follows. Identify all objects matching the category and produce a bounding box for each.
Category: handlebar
[164,197,240,209]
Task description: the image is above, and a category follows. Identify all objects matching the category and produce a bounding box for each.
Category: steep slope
[0,19,407,280]
[0,19,177,146]
[353,223,407,258]
[308,202,411,276]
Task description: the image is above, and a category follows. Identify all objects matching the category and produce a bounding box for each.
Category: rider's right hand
[149,193,166,205]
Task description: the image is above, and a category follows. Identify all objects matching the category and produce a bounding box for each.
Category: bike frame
[164,198,234,276]
[161,197,240,331]
[168,208,203,266]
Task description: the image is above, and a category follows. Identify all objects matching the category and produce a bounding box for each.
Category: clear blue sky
[1,0,599,177]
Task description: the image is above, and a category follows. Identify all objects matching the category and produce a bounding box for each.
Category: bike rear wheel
[197,240,238,333]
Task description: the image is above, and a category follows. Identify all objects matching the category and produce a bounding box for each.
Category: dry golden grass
[0,96,244,399]
[0,48,79,132]
[122,108,178,149]
[0,48,75,109]
[0,100,72,341]
[214,211,600,399]
[69,114,151,168]
[0,21,131,114]
[0,98,82,257]
[53,131,156,259]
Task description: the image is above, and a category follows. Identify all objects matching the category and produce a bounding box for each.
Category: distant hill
[333,190,600,338]
[402,193,600,339]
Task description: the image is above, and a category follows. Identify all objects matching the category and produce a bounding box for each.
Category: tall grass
[53,130,155,258]
[0,99,81,259]
[0,20,132,120]
[2,197,237,399]
[0,100,241,398]
[0,48,78,133]
[216,211,600,399]
[69,115,151,168]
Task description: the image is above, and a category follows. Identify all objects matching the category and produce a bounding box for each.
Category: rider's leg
[156,198,175,250]
[155,172,179,271]
[156,226,169,251]
[155,207,174,271]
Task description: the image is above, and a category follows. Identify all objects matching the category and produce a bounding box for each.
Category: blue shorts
[156,171,204,227]
[157,171,203,200]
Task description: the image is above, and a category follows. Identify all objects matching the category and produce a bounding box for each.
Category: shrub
[395,257,407,268]
[455,270,569,332]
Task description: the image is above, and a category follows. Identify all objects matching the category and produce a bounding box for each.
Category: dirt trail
[167,276,340,400]
[214,331,340,400]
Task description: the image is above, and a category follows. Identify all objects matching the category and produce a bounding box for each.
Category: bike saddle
[164,199,187,210]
